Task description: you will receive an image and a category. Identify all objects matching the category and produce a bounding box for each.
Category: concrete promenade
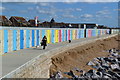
[1,34,117,78]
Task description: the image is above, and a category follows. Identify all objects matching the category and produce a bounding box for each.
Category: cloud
[82,18,91,21]
[66,8,75,12]
[81,14,93,18]
[28,7,33,10]
[96,10,110,15]
[80,14,94,22]
[0,6,5,12]
[95,14,101,18]
[103,15,112,18]
[64,0,119,3]
[1,0,119,2]
[38,2,50,6]
[96,9,112,19]
[38,10,54,15]
[113,9,120,11]
[0,6,5,10]
[35,3,58,16]
[36,6,55,15]
[76,8,82,11]
[95,13,112,23]
[59,0,119,2]
[63,2,76,4]
[96,13,112,18]
[36,4,77,19]
[49,14,58,19]
[57,8,76,15]
[64,0,79,3]
[103,7,108,9]
[36,6,39,10]
[62,14,75,18]
[19,10,28,13]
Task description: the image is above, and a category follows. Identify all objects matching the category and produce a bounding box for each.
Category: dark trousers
[43,45,46,49]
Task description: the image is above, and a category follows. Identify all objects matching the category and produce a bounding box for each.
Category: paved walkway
[1,34,115,77]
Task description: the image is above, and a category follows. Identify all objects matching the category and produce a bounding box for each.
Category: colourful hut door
[26,30,30,48]
[13,30,17,51]
[32,30,35,47]
[36,30,39,46]
[20,30,24,49]
[4,30,8,53]
[51,30,54,43]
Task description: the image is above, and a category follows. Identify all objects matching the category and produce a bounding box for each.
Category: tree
[50,18,55,28]
[50,18,55,23]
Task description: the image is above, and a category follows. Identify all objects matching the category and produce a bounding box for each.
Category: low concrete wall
[2,34,118,78]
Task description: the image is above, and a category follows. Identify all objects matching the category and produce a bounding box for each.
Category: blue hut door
[4,30,8,53]
[51,30,54,43]
[32,30,34,47]
[13,30,17,51]
[20,30,24,49]
[36,30,39,46]
[26,30,30,48]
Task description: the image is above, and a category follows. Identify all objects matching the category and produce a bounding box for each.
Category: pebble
[87,61,95,66]
[51,48,120,79]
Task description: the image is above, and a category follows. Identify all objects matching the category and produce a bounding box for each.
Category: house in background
[79,23,97,29]
[39,22,98,28]
[0,15,12,26]
[9,16,30,27]
[39,21,50,28]
[97,25,109,29]
[39,21,68,28]
[28,19,40,27]
[0,16,111,29]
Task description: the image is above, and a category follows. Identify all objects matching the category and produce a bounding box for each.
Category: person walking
[41,36,47,49]
[109,28,111,35]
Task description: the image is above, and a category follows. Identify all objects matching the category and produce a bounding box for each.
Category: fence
[112,29,119,34]
[0,27,119,55]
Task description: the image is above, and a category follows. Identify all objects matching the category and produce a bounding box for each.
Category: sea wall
[1,34,118,78]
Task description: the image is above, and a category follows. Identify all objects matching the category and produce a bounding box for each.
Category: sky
[0,1,119,27]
